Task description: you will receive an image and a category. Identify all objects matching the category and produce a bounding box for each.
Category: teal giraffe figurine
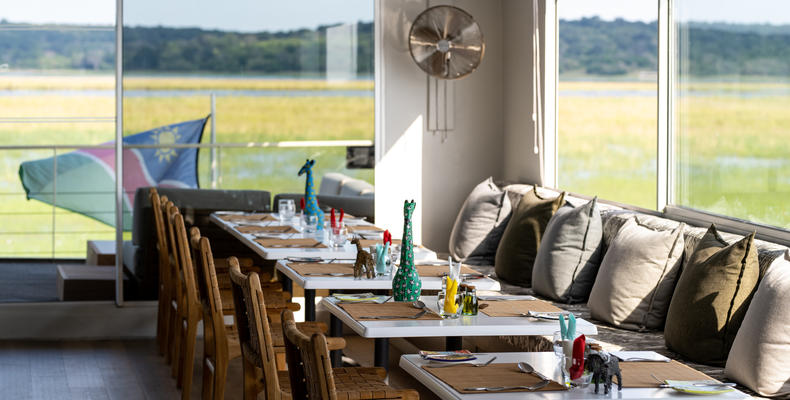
[298,159,324,229]
[392,200,421,301]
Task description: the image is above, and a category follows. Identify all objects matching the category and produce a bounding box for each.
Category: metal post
[114,0,124,307]
[51,149,57,259]
[210,93,217,188]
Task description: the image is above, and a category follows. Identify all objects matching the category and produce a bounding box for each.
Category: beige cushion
[448,177,510,264]
[588,217,684,331]
[724,250,790,397]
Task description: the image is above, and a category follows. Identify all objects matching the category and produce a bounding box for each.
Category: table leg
[281,274,292,294]
[446,336,463,351]
[304,289,316,322]
[330,314,343,367]
[374,338,389,370]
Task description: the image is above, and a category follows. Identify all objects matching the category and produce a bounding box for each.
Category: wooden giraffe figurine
[392,200,421,301]
[298,159,324,229]
[351,238,375,279]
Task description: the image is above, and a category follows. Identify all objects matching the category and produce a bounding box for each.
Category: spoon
[426,356,497,368]
[367,309,428,319]
[305,272,349,276]
[412,300,426,309]
[518,362,552,382]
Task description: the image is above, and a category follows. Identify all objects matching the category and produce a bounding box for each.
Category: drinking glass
[278,199,295,224]
[304,214,318,233]
[437,276,462,318]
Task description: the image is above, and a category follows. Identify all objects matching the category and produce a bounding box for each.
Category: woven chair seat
[332,367,418,400]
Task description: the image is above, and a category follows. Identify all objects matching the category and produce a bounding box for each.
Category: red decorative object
[383,230,392,245]
[570,334,586,380]
[330,208,337,228]
[339,208,345,224]
[300,197,305,210]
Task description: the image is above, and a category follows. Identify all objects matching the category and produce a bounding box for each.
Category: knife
[464,381,550,392]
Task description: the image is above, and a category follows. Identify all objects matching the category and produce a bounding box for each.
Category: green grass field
[1,76,788,257]
[558,81,790,229]
[0,75,373,257]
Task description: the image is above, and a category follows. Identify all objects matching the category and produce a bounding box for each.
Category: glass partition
[0,2,116,260]
[122,0,374,198]
[557,0,658,208]
[673,0,790,229]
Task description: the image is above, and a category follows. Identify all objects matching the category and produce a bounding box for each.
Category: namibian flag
[19,117,208,230]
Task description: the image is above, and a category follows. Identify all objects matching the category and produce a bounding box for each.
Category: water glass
[329,225,348,248]
[437,276,462,318]
[278,199,295,224]
[304,214,318,233]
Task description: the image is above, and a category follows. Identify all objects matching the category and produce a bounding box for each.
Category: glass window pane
[0,2,116,260]
[674,0,790,229]
[557,0,657,208]
[123,0,374,196]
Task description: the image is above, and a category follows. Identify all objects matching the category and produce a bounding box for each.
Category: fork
[426,356,497,368]
[364,309,427,319]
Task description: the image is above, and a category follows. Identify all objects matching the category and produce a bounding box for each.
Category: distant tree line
[1,19,789,77]
[559,17,790,77]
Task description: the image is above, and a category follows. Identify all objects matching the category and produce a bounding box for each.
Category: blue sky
[0,0,373,31]
[2,0,789,31]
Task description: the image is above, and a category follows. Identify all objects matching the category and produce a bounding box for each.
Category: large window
[0,2,116,258]
[557,1,658,209]
[673,0,790,229]
[554,0,790,233]
[123,0,374,196]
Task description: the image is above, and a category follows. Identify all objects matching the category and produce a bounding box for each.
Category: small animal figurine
[352,238,375,279]
[298,159,324,229]
[586,352,622,394]
[392,200,422,301]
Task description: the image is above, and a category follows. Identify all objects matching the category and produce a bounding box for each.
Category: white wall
[376,0,541,253]
[502,0,544,185]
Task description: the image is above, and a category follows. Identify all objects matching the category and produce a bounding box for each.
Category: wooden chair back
[282,309,322,400]
[172,208,200,318]
[190,227,229,363]
[228,258,282,400]
[151,189,169,354]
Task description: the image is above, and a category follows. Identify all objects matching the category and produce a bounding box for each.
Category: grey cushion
[725,250,790,397]
[532,197,603,303]
[339,179,375,197]
[319,172,348,195]
[588,217,685,331]
[448,177,510,264]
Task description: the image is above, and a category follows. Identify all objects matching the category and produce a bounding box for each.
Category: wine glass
[278,199,295,224]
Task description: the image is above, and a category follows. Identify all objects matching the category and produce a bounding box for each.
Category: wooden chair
[151,188,172,357]
[282,310,419,400]
[164,201,184,371]
[228,259,346,400]
[190,227,242,400]
[170,208,203,398]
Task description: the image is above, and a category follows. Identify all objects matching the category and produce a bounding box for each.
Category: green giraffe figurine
[392,199,422,301]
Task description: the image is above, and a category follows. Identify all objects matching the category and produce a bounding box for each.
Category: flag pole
[114,0,124,307]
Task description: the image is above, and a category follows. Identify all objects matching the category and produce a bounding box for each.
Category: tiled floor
[0,336,438,400]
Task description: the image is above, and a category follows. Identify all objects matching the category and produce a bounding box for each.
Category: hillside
[1,19,789,77]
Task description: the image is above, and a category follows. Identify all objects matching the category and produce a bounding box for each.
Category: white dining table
[320,295,597,369]
[276,259,501,321]
[210,212,438,261]
[399,352,750,400]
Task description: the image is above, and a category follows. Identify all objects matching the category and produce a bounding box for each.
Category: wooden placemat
[358,238,403,248]
[236,225,298,234]
[423,363,566,393]
[339,302,442,321]
[479,300,563,317]
[289,263,354,276]
[218,213,277,223]
[415,264,480,277]
[254,238,327,248]
[347,225,384,233]
[617,360,715,388]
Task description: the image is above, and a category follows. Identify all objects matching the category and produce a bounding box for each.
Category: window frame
[546,0,790,247]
